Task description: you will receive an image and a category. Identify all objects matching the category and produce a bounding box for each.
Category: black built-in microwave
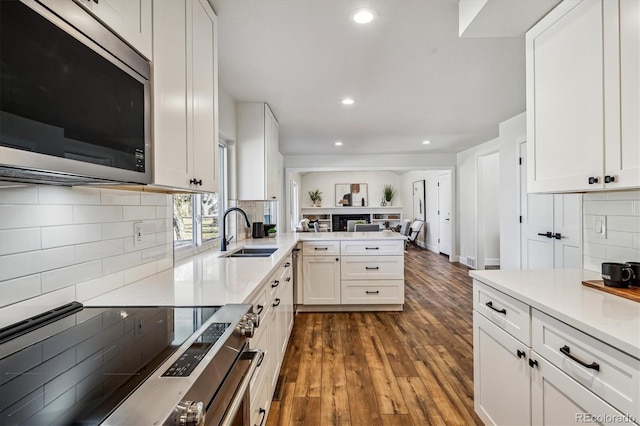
[0,0,151,185]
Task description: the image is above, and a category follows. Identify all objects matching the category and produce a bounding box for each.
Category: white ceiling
[211,0,556,156]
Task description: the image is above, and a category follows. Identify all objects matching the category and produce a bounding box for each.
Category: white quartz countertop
[85,231,401,308]
[470,269,640,359]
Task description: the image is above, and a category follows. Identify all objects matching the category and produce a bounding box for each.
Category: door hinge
[519,157,522,165]
[438,210,440,215]
[519,215,522,223]
[438,238,440,243]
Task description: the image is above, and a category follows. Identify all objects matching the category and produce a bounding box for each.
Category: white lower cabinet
[248,254,294,426]
[531,355,629,425]
[473,311,531,426]
[303,255,341,305]
[473,280,640,426]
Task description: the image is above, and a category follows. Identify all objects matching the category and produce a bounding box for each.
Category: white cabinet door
[606,0,640,189]
[237,103,280,200]
[75,0,152,59]
[190,0,218,192]
[473,311,531,426]
[531,355,629,425]
[152,0,218,192]
[526,0,605,192]
[302,255,341,305]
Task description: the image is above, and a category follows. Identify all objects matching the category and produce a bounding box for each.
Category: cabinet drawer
[473,280,530,345]
[248,287,268,344]
[341,280,404,304]
[340,240,404,255]
[302,241,340,255]
[341,256,404,280]
[532,309,640,419]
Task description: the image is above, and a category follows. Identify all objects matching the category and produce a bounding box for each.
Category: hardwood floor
[266,248,482,426]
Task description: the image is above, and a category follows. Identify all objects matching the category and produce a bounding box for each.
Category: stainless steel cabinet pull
[366,290,379,294]
[485,301,506,315]
[365,266,379,270]
[559,345,600,371]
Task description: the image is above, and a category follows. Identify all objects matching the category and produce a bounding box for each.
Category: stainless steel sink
[220,247,278,258]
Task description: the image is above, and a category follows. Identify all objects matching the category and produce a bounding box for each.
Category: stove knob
[246,312,260,328]
[237,319,255,339]
[173,400,205,426]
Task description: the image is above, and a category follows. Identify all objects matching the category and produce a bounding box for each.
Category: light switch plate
[593,215,606,239]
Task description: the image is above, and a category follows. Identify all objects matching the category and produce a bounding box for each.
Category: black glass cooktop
[0,304,219,425]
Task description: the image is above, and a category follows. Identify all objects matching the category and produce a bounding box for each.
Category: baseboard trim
[485,258,500,266]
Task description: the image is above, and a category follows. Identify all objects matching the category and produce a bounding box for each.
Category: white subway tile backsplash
[0,205,73,230]
[75,239,124,263]
[156,257,174,272]
[0,246,75,281]
[156,205,172,219]
[0,185,38,204]
[142,219,169,234]
[103,252,142,275]
[583,200,635,216]
[123,206,156,221]
[123,233,156,253]
[142,243,172,263]
[0,229,41,255]
[41,260,102,294]
[100,190,141,206]
[102,222,134,240]
[0,275,41,307]
[38,186,100,205]
[583,190,640,271]
[605,190,640,201]
[124,262,157,285]
[75,272,124,302]
[73,205,123,224]
[141,193,171,206]
[41,224,102,249]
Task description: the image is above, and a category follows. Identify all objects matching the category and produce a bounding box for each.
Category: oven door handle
[219,349,264,426]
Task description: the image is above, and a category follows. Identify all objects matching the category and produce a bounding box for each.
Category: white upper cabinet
[74,0,153,59]
[526,0,640,193]
[237,103,281,200]
[152,0,218,193]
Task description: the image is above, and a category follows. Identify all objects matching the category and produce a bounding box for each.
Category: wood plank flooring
[267,248,482,426]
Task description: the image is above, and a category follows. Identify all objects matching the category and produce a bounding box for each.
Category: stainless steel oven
[0,303,262,425]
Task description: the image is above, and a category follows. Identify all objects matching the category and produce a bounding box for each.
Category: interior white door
[552,194,582,268]
[520,142,554,269]
[437,172,451,256]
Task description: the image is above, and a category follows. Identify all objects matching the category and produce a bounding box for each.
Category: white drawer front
[532,309,640,420]
[473,280,531,345]
[302,241,340,256]
[341,280,404,304]
[340,240,404,255]
[340,256,404,280]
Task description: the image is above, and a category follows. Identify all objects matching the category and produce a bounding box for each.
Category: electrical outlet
[133,221,143,246]
[593,215,606,239]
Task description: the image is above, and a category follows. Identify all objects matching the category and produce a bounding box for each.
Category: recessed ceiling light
[352,8,377,24]
[335,141,343,146]
[341,98,355,105]
[422,140,431,145]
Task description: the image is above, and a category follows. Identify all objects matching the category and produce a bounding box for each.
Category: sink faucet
[221,207,251,251]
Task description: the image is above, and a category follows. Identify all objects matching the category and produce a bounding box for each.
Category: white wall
[285,153,457,169]
[218,84,237,142]
[479,152,500,265]
[457,137,500,267]
[499,112,526,269]
[0,185,173,327]
[398,170,447,251]
[301,171,401,209]
[583,190,640,271]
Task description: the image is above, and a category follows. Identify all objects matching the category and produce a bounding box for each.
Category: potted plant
[267,227,277,238]
[308,189,322,207]
[383,185,396,206]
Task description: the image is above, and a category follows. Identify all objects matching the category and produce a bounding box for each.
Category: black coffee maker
[252,222,264,238]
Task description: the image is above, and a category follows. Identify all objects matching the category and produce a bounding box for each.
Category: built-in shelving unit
[301,207,402,232]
